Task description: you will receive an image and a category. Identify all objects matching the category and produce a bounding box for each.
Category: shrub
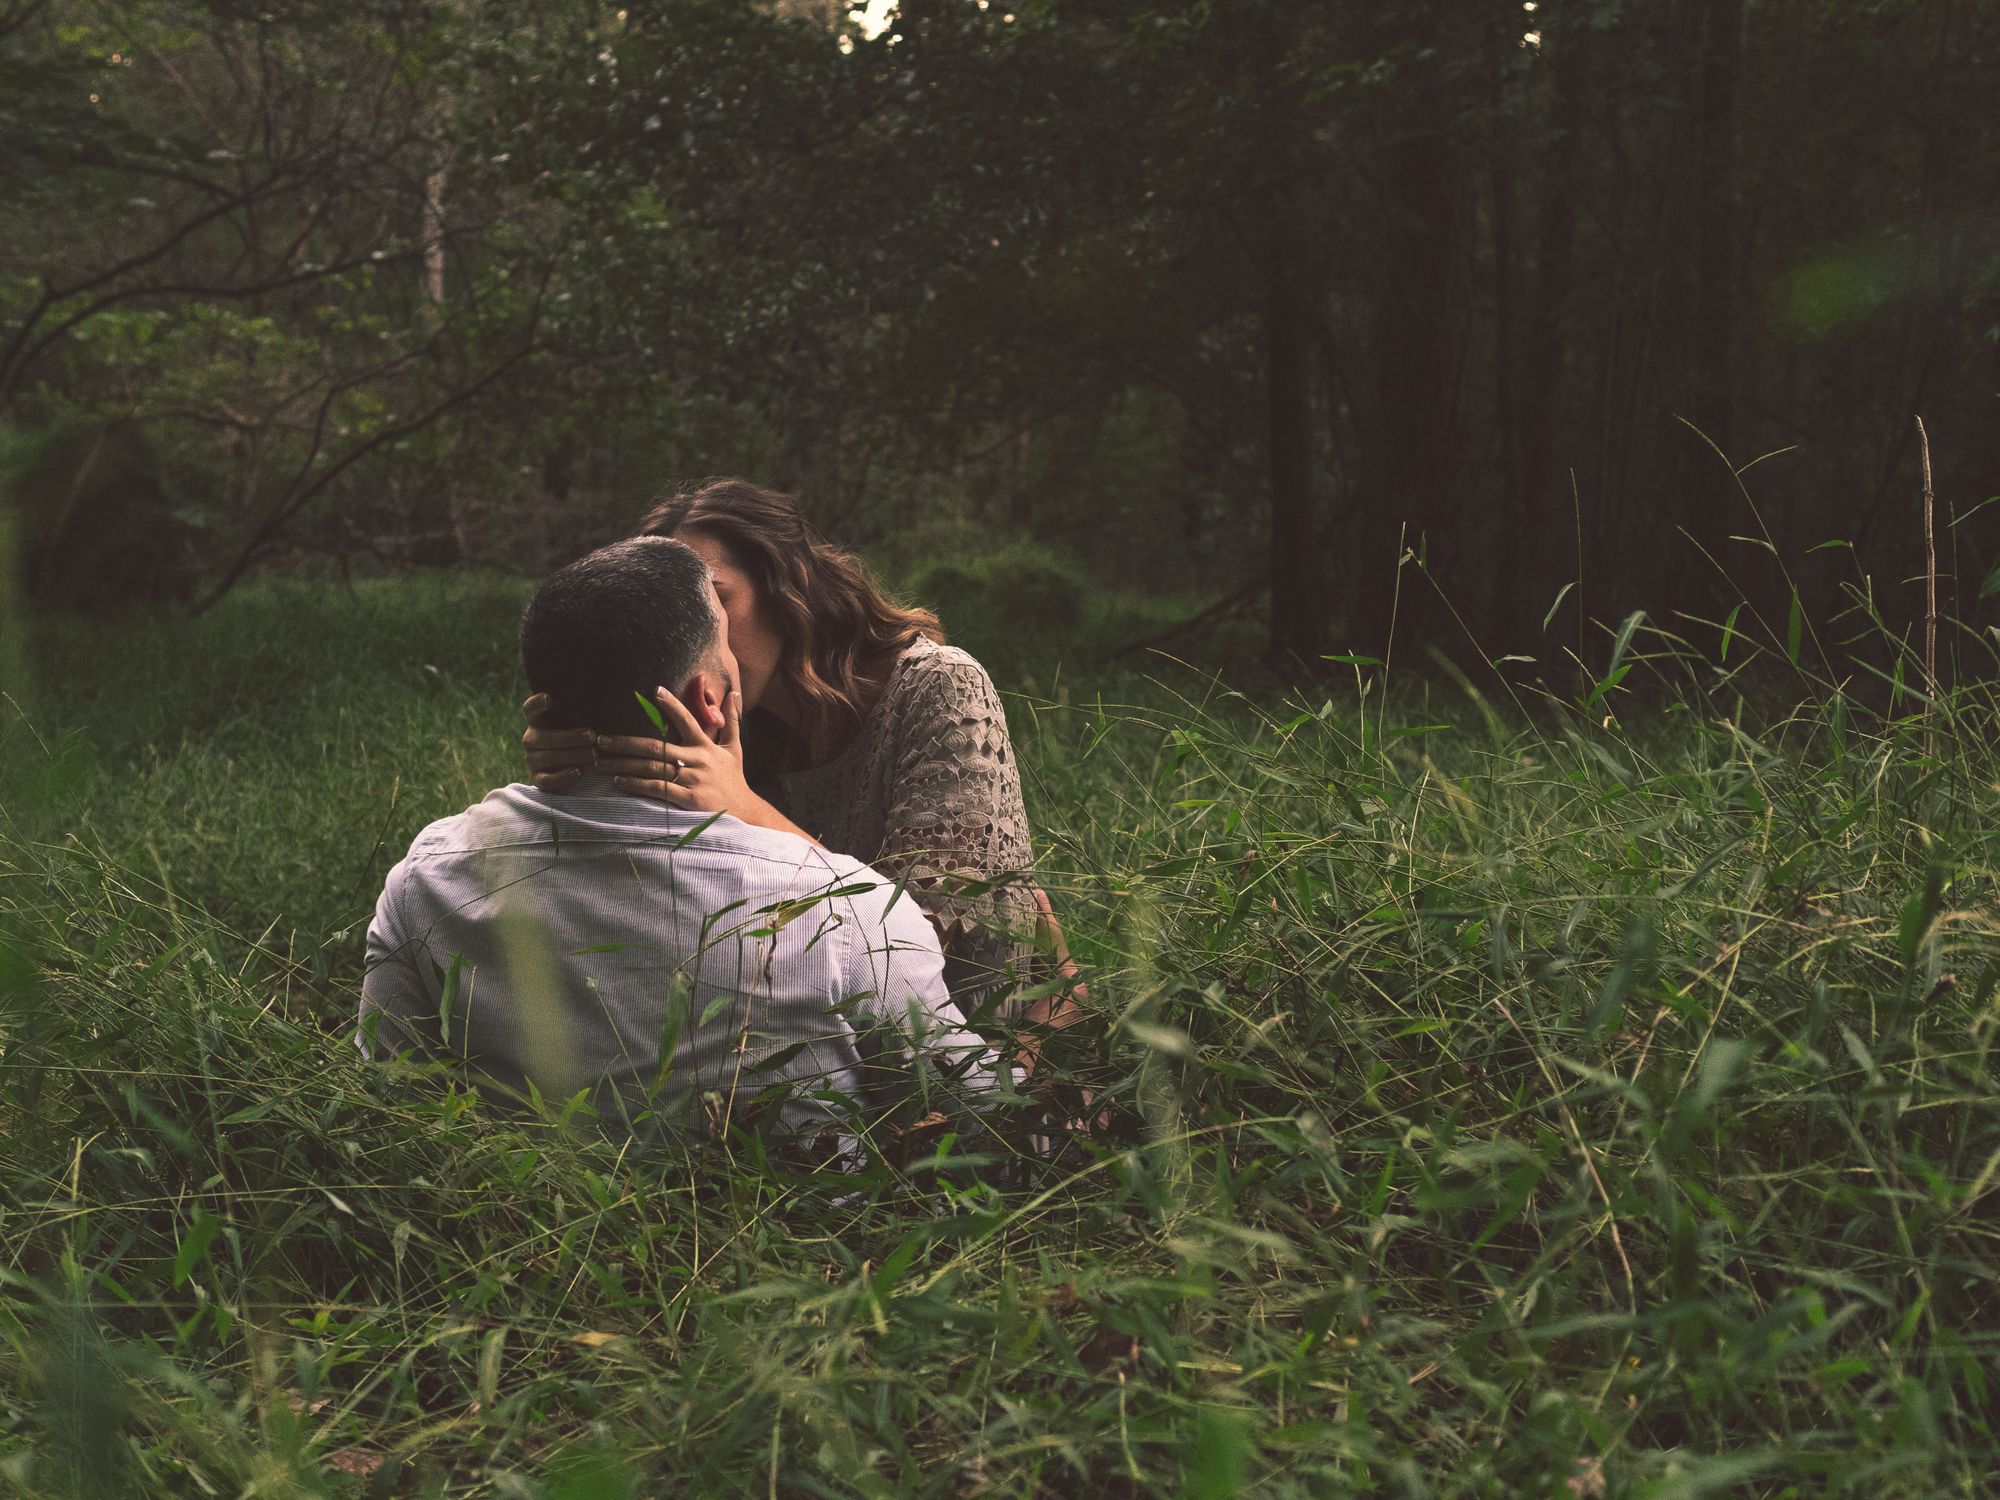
[3,417,202,611]
[906,543,1086,673]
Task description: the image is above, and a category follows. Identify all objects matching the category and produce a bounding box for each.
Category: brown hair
[636,478,945,762]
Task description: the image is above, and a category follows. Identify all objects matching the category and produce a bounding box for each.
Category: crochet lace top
[773,637,1039,1013]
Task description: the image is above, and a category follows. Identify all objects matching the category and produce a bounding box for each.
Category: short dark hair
[520,537,718,737]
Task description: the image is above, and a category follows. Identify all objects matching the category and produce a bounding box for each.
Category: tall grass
[2,570,1997,1496]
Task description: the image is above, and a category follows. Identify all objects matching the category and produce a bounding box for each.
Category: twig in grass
[338,774,402,929]
[1492,998,1637,1313]
[1571,469,1585,671]
[1096,578,1267,664]
[0,691,51,756]
[1378,521,1408,770]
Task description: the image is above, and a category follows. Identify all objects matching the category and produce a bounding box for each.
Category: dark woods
[4,0,1996,666]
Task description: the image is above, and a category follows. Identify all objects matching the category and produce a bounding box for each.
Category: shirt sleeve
[838,873,1014,1110]
[358,861,439,1061]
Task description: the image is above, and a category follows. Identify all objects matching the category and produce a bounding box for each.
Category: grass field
[2,571,1998,1497]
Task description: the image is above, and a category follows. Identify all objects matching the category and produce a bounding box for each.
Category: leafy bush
[1,416,202,610]
[906,544,1093,683]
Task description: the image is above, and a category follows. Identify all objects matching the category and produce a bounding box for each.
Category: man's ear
[680,668,729,740]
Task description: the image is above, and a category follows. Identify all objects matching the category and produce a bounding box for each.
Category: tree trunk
[422,89,454,315]
[1266,227,1318,662]
[1349,126,1473,659]
[1488,21,1524,566]
[1490,194,1521,506]
[1691,0,1743,456]
[1258,0,1321,662]
[1684,0,1744,582]
[422,159,448,309]
[1512,0,1583,650]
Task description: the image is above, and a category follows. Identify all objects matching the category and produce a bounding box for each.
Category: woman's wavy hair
[636,478,945,761]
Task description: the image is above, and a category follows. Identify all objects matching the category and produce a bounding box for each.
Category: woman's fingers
[646,686,711,746]
[523,699,594,784]
[614,774,697,804]
[593,737,731,781]
[594,732,679,761]
[592,693,762,823]
[601,753,734,788]
[593,752,676,778]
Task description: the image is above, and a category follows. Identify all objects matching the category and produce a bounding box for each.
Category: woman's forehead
[679,527,736,575]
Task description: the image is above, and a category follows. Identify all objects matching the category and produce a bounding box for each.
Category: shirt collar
[516,773,686,829]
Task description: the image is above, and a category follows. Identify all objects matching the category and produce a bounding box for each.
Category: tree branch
[191,261,560,613]
[1097,579,1268,664]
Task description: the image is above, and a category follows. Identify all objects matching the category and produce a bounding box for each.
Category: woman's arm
[872,655,1086,1049]
[871,654,1034,925]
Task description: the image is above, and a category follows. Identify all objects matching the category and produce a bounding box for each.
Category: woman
[523,478,1075,1036]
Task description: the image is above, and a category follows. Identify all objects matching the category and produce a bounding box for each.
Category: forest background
[6,0,1997,658]
[5,2,2000,1497]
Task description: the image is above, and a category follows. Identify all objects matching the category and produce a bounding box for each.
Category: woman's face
[681,528,785,715]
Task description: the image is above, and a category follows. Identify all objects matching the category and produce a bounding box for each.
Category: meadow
[2,568,1997,1497]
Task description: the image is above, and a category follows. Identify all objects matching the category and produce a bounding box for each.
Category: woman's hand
[1013,887,1112,1136]
[521,694,595,792]
[594,688,815,841]
[1032,887,1085,1003]
[1013,886,1088,1079]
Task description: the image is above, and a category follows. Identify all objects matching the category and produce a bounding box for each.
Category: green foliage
[10,0,2000,645]
[0,0,592,604]
[5,578,2000,1494]
[907,542,1086,649]
[0,414,199,608]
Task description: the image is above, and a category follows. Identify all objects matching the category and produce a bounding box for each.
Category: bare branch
[0,244,433,405]
[192,260,562,612]
[0,0,51,44]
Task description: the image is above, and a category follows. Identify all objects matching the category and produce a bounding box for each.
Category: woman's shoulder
[784,638,1001,791]
[883,637,1004,713]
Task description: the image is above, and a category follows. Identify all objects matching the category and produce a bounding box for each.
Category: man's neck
[559,770,623,796]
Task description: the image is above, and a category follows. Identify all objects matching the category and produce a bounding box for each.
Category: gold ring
[667,758,685,784]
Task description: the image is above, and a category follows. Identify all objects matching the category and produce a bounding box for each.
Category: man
[361,536,1011,1151]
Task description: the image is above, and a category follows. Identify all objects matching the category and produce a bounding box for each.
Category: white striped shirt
[360,774,1009,1142]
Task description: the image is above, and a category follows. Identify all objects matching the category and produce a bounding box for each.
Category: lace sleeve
[873,652,1040,1009]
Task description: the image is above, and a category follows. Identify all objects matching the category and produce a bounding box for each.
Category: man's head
[520,536,732,738]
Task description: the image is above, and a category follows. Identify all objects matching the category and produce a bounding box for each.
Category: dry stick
[1917,415,1937,749]
[1097,577,1266,663]
[1378,521,1409,773]
[1492,998,1637,1313]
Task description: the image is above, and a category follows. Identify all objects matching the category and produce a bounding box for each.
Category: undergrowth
[1,575,1997,1496]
